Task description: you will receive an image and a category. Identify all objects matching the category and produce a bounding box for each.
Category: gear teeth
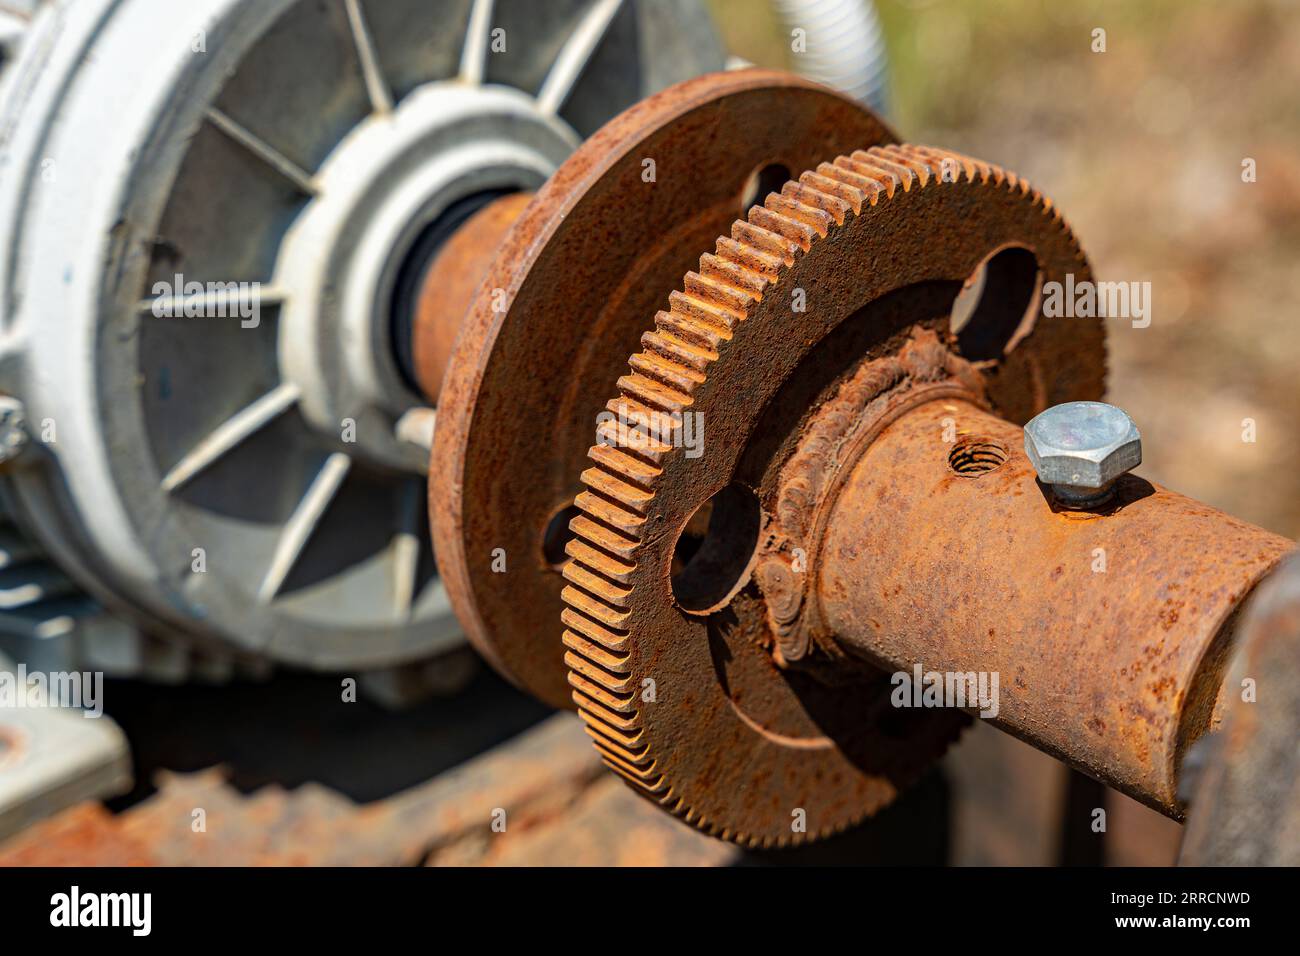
[656,309,728,351]
[571,688,638,730]
[848,148,921,191]
[587,443,659,486]
[793,173,860,216]
[701,252,769,295]
[765,193,834,235]
[567,513,638,564]
[821,159,888,203]
[596,400,677,461]
[586,723,650,762]
[565,535,634,584]
[575,488,645,539]
[668,289,740,334]
[605,394,676,431]
[562,628,630,673]
[835,153,904,197]
[628,350,704,394]
[594,744,660,788]
[873,147,934,185]
[568,668,635,713]
[901,145,974,182]
[563,143,1078,848]
[685,270,757,312]
[616,373,691,416]
[642,330,715,374]
[714,236,783,279]
[562,554,631,602]
[749,205,817,248]
[590,736,655,776]
[579,460,650,504]
[899,145,988,186]
[561,606,630,653]
[600,404,680,471]
[593,427,671,469]
[576,707,643,748]
[731,220,800,261]
[561,579,629,625]
[928,147,993,183]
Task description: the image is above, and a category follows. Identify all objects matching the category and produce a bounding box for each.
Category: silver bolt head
[1023,401,1141,489]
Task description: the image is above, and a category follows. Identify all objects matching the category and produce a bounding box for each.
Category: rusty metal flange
[561,145,1107,846]
[430,70,896,708]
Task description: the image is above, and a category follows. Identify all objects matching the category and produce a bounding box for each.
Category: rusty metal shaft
[411,191,533,402]
[815,398,1293,817]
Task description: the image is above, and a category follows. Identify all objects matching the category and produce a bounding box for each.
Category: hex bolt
[1023,400,1142,508]
[0,396,29,467]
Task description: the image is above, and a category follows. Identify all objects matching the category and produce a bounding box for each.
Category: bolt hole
[948,437,1008,477]
[542,503,583,568]
[741,163,791,212]
[671,483,761,615]
[950,245,1042,361]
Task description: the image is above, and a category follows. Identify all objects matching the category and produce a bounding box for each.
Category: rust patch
[817,398,1292,815]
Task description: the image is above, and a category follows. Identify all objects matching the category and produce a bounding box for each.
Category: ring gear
[562,144,1106,846]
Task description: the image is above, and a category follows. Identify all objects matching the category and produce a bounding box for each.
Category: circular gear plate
[562,145,1106,845]
[431,68,897,707]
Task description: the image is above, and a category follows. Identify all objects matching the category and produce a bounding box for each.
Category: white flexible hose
[772,0,891,113]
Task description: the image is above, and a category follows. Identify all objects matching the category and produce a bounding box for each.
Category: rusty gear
[430,70,896,709]
[561,145,1108,846]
